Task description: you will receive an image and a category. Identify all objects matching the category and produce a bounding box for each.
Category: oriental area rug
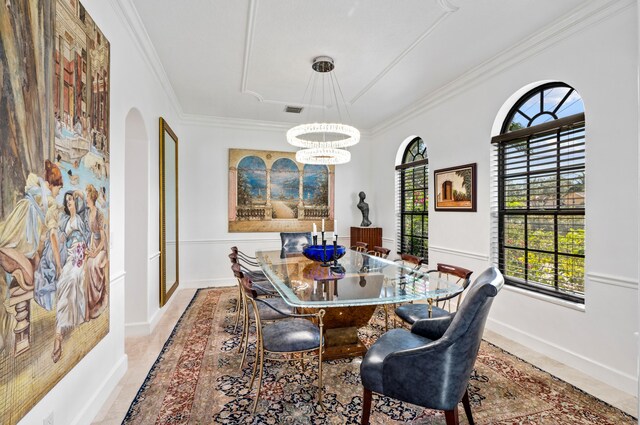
[123,288,635,424]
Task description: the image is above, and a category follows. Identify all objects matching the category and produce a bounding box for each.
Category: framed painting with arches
[434,163,477,212]
[228,149,335,232]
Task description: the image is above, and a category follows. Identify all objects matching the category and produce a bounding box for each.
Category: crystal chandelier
[287,56,359,165]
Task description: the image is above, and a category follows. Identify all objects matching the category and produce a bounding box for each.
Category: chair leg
[317,348,323,405]
[444,406,459,425]
[251,345,265,413]
[383,306,389,331]
[233,286,243,333]
[238,299,247,354]
[239,316,250,371]
[249,333,259,388]
[462,389,474,425]
[361,388,372,425]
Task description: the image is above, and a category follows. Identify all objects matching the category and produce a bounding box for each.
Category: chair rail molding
[110,270,127,284]
[181,238,282,246]
[429,245,489,262]
[587,272,638,290]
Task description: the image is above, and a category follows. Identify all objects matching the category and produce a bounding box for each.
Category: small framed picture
[434,163,477,212]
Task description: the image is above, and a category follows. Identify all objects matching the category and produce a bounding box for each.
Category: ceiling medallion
[287,56,359,165]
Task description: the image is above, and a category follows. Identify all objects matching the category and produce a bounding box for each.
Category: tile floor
[92,287,638,424]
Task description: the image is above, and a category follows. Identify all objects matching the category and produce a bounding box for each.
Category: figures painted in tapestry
[229,149,335,232]
[0,1,110,423]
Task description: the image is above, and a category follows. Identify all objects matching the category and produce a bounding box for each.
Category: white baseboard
[486,317,637,395]
[125,285,178,337]
[72,353,128,425]
[124,279,234,336]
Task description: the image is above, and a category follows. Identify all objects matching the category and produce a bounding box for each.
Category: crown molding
[109,0,184,117]
[179,113,374,137]
[370,0,634,136]
[180,113,293,132]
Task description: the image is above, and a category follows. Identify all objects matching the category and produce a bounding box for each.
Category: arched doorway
[124,108,149,329]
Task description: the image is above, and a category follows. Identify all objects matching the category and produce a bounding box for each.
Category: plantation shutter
[491,112,585,302]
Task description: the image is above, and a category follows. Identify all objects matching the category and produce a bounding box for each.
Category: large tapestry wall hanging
[0,1,110,423]
[229,149,335,232]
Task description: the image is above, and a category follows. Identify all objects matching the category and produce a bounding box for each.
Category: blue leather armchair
[360,267,504,425]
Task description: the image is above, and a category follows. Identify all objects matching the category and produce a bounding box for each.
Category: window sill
[503,284,586,312]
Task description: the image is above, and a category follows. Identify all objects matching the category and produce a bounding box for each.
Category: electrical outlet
[43,412,53,425]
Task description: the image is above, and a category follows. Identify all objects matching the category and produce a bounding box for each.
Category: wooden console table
[350,226,382,249]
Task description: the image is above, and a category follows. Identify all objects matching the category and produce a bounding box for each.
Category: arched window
[492,82,585,302]
[396,137,428,260]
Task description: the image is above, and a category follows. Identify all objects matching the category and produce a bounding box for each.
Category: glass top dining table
[255,248,463,309]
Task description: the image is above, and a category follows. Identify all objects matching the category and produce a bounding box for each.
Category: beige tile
[92,287,199,423]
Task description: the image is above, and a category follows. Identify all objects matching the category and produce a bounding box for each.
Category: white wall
[18,0,182,423]
[369,6,638,395]
[178,120,373,287]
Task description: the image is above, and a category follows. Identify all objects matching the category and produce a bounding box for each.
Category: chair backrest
[280,232,312,254]
[239,275,259,299]
[368,246,390,258]
[231,262,242,278]
[396,253,422,268]
[351,241,368,253]
[436,263,473,289]
[436,267,503,404]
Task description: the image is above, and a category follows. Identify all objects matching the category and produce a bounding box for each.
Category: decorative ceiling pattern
[132,0,590,130]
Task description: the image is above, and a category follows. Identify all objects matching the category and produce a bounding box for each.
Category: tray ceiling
[132,0,586,130]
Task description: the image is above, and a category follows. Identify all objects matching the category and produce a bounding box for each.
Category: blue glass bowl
[302,244,346,263]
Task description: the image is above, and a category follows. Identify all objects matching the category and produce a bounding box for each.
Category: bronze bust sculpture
[357,191,371,227]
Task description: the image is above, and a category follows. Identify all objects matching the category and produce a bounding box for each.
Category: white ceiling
[132,0,585,131]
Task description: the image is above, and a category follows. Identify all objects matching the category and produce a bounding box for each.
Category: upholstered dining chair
[231,263,291,370]
[394,253,424,270]
[368,246,391,258]
[228,251,269,283]
[395,263,473,325]
[351,241,369,253]
[385,253,426,330]
[280,232,312,257]
[231,245,259,263]
[229,251,278,332]
[360,267,504,425]
[241,275,325,413]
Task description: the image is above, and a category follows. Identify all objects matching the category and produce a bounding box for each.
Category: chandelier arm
[287,55,360,161]
[298,67,314,112]
[307,71,319,122]
[332,68,353,124]
[330,71,344,124]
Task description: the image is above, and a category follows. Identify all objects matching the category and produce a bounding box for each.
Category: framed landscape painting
[228,149,335,232]
[434,163,476,212]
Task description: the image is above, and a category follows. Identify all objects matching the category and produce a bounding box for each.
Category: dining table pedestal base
[305,304,377,360]
[323,327,368,360]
